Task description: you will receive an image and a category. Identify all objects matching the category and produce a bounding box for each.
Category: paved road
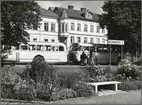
[1,90,141,105]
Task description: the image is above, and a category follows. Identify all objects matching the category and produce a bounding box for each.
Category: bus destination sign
[108,40,124,45]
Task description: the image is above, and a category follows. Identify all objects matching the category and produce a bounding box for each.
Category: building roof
[54,7,99,22]
[61,9,68,19]
[40,8,59,18]
[48,7,55,11]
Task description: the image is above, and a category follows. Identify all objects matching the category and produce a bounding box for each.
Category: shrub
[35,83,51,101]
[50,88,77,101]
[85,66,116,82]
[50,88,60,101]
[71,81,93,97]
[57,71,81,88]
[1,65,36,100]
[132,56,141,66]
[1,65,20,98]
[30,60,50,83]
[116,63,141,81]
[58,88,77,100]
[119,79,141,91]
[13,79,36,100]
[29,59,58,101]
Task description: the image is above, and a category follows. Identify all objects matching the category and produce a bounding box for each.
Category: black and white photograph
[1,0,141,104]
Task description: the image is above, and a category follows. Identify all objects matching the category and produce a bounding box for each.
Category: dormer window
[85,12,93,19]
[81,8,93,19]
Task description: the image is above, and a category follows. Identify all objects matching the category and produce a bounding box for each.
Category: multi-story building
[26,5,108,50]
[25,8,59,43]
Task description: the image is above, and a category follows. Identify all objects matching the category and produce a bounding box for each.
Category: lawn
[9,64,119,74]
[1,90,141,105]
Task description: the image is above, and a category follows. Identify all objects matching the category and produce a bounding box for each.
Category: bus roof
[22,42,66,46]
[71,43,93,47]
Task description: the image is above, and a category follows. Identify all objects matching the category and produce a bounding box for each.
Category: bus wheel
[73,61,79,65]
[33,55,45,62]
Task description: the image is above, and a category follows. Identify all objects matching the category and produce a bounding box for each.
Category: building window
[96,26,100,33]
[90,25,94,32]
[65,23,68,32]
[51,39,55,42]
[77,37,81,43]
[44,23,49,31]
[84,37,87,43]
[96,38,100,44]
[61,23,64,32]
[71,23,75,31]
[77,23,81,31]
[102,28,105,33]
[44,39,48,42]
[61,23,68,32]
[71,36,74,43]
[51,23,55,32]
[90,38,94,43]
[102,38,106,44]
[84,24,88,32]
[33,38,37,42]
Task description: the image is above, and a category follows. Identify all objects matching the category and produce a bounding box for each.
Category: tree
[99,1,141,56]
[1,1,41,47]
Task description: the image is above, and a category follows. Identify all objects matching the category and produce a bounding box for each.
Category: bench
[87,81,121,93]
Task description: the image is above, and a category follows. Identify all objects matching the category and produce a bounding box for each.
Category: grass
[1,90,141,104]
[6,64,118,74]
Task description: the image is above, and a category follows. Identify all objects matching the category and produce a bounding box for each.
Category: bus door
[111,45,120,64]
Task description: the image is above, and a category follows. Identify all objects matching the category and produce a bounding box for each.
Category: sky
[36,1,104,14]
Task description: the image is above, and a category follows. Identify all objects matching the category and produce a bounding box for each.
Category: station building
[25,5,108,50]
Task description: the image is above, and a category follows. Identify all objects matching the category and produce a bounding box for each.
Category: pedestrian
[117,54,121,65]
[80,51,88,65]
[92,50,99,65]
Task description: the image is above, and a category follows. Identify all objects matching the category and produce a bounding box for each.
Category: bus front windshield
[72,46,81,51]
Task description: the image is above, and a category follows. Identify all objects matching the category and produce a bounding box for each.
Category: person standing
[80,51,88,65]
[92,50,99,65]
[117,54,121,65]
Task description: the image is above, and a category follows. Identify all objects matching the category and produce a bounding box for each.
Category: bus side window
[29,45,36,50]
[97,47,103,52]
[59,46,64,51]
[21,45,28,50]
[103,48,108,52]
[52,46,55,51]
[45,45,51,51]
[55,46,59,51]
[37,45,43,51]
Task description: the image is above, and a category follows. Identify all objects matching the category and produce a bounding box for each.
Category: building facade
[25,8,59,43]
[26,5,108,50]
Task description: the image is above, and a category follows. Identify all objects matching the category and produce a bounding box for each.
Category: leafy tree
[99,1,141,56]
[1,1,41,63]
[1,1,41,47]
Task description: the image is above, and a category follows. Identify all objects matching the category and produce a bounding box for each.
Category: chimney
[81,8,87,12]
[68,5,74,9]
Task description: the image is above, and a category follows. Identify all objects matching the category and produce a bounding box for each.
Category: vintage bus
[68,43,121,65]
[68,43,93,64]
[4,42,68,64]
